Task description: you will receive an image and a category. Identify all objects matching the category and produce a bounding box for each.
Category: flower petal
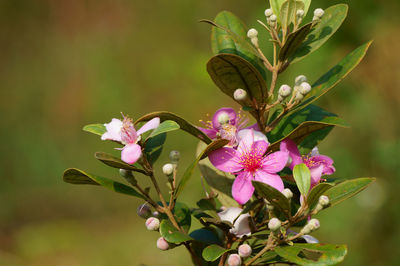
[238,129,268,144]
[101,118,123,141]
[261,151,289,173]
[137,117,160,136]
[218,207,242,224]
[121,143,142,164]
[208,148,242,173]
[280,139,302,168]
[212,108,237,129]
[231,213,251,237]
[252,140,269,157]
[232,172,254,204]
[237,129,254,155]
[254,170,284,192]
[198,127,218,139]
[310,164,324,187]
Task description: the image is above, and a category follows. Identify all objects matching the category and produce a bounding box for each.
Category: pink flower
[198,107,259,146]
[209,129,289,204]
[280,138,335,187]
[101,115,160,164]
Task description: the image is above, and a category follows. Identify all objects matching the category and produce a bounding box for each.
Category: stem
[245,233,275,265]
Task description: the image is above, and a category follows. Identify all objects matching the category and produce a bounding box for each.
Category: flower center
[219,124,238,146]
[239,151,263,173]
[302,155,320,168]
[121,117,138,144]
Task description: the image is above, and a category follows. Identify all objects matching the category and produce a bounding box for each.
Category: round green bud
[279,84,292,97]
[169,150,180,163]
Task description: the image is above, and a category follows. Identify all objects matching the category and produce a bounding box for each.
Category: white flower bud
[156,237,169,250]
[145,217,160,231]
[268,218,281,232]
[234,88,247,101]
[295,75,307,85]
[264,8,273,17]
[269,14,277,22]
[314,8,325,18]
[282,188,293,199]
[278,95,284,102]
[250,37,259,47]
[217,111,230,125]
[247,28,258,39]
[278,84,292,97]
[299,82,312,95]
[162,163,174,176]
[227,254,242,266]
[169,150,180,163]
[318,195,330,206]
[296,9,305,18]
[309,218,320,230]
[238,244,252,258]
[137,203,152,219]
[295,92,304,101]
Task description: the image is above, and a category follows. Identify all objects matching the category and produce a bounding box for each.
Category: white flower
[247,28,258,39]
[218,207,251,237]
[101,118,123,141]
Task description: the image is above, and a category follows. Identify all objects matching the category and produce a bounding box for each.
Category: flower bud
[264,8,273,17]
[295,92,304,101]
[162,163,174,176]
[296,9,305,18]
[314,8,325,18]
[309,218,320,230]
[279,84,292,97]
[137,203,152,219]
[299,82,312,95]
[318,195,330,207]
[295,75,307,85]
[145,217,160,231]
[156,237,169,250]
[233,88,247,101]
[247,28,258,39]
[169,150,180,163]
[268,218,281,232]
[269,14,277,22]
[152,211,160,218]
[238,244,252,258]
[227,254,242,266]
[282,188,293,199]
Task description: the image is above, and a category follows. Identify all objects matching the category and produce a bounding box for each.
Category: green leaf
[302,0,311,16]
[135,111,211,144]
[280,0,304,34]
[94,152,145,174]
[290,4,348,63]
[202,244,232,262]
[62,168,145,199]
[293,164,311,196]
[159,220,193,244]
[174,139,229,198]
[173,202,192,233]
[144,133,166,165]
[209,11,266,78]
[306,182,334,210]
[199,217,233,232]
[82,123,106,137]
[279,23,312,62]
[207,54,267,107]
[197,198,217,211]
[274,243,348,265]
[268,104,349,151]
[325,177,375,207]
[252,181,291,218]
[298,126,333,155]
[270,0,286,22]
[147,120,180,139]
[189,228,222,245]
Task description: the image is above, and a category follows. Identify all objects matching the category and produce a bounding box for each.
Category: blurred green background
[0,0,399,265]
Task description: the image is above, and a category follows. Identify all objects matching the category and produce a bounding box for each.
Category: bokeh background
[0,0,399,265]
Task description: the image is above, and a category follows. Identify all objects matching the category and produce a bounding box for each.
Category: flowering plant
[63,1,375,265]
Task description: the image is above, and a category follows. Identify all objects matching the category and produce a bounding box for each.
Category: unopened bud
[282,188,293,199]
[279,84,292,97]
[227,254,242,266]
[137,203,152,219]
[156,237,169,250]
[268,218,281,232]
[250,37,259,47]
[234,88,247,101]
[269,14,277,22]
[299,82,311,95]
[278,95,284,102]
[152,211,160,218]
[295,75,307,85]
[238,244,252,258]
[145,217,160,231]
[169,150,180,163]
[247,28,258,39]
[314,8,325,18]
[296,9,305,18]
[162,163,174,176]
[264,8,273,17]
[295,92,304,101]
[301,218,320,235]
[318,195,330,206]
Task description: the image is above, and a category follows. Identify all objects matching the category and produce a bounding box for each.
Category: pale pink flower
[209,129,288,204]
[217,207,251,237]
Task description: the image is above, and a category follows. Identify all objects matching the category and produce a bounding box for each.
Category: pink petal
[310,165,324,187]
[232,172,254,204]
[280,139,302,169]
[237,129,254,155]
[312,155,334,166]
[137,117,160,136]
[244,123,260,131]
[121,143,142,164]
[198,127,218,139]
[208,147,242,173]
[212,108,237,129]
[238,129,268,144]
[261,151,289,173]
[254,170,284,192]
[252,140,268,157]
[101,118,123,141]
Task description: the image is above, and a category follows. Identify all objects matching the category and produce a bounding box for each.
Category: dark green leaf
[274,243,347,265]
[148,120,180,139]
[200,217,233,232]
[135,111,211,144]
[306,183,334,210]
[94,152,145,174]
[252,181,291,218]
[173,202,192,233]
[189,228,222,245]
[290,4,349,63]
[279,23,312,62]
[202,244,232,262]
[62,168,145,199]
[82,123,106,137]
[298,126,333,155]
[197,198,217,211]
[159,220,193,244]
[325,177,375,207]
[144,133,166,165]
[293,164,311,196]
